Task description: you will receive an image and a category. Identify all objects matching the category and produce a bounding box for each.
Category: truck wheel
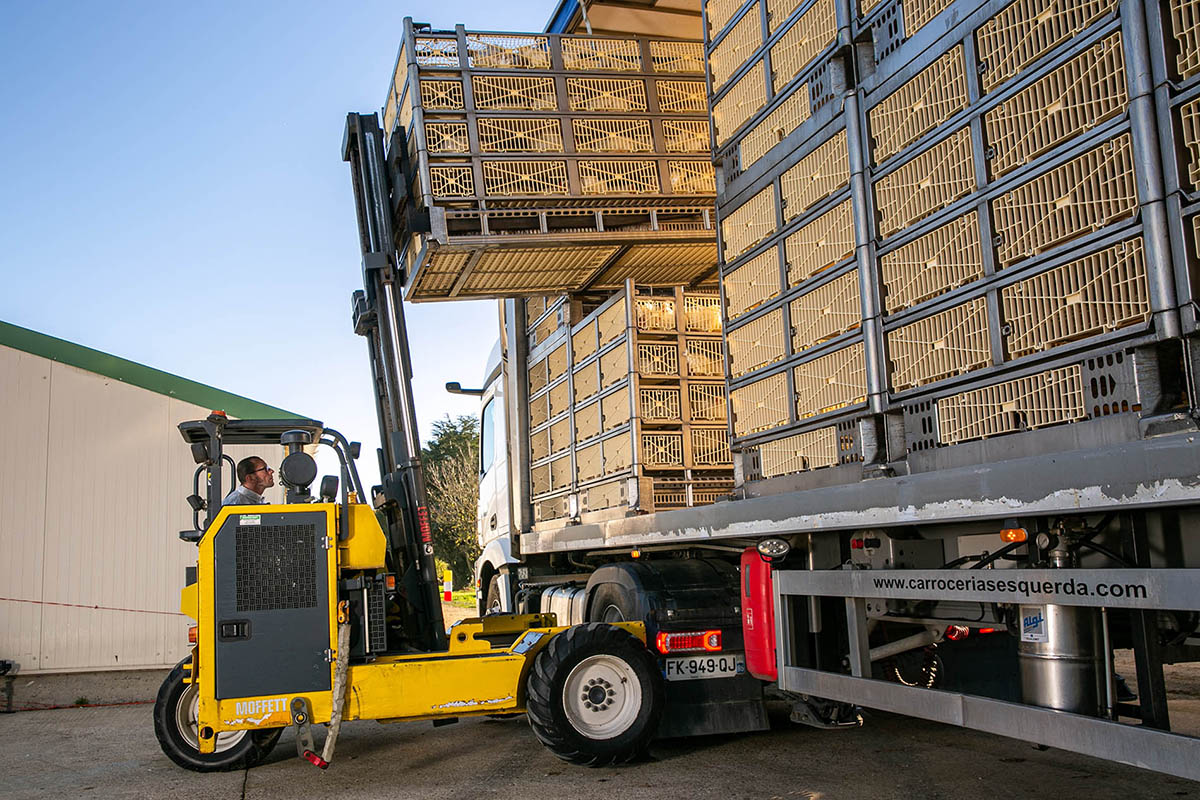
[485,574,504,614]
[153,660,283,772]
[587,583,636,623]
[526,623,663,766]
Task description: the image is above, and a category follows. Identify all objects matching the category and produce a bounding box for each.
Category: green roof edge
[0,320,301,420]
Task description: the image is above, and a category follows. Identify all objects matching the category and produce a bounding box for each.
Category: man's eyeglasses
[252,466,274,474]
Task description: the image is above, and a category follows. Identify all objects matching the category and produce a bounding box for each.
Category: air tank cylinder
[1017,542,1106,715]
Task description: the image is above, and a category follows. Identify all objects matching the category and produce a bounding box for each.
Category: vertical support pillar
[1121,0,1181,340]
[773,563,796,680]
[845,89,887,413]
[456,25,485,217]
[1123,512,1171,730]
[963,30,1005,367]
[403,18,435,214]
[845,597,872,677]
[624,280,642,504]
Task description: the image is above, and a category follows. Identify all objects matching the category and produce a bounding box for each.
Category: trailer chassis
[773,563,1200,780]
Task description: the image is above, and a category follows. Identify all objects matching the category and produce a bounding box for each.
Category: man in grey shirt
[222,456,275,506]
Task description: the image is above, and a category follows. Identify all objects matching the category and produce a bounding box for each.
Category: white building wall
[0,344,287,673]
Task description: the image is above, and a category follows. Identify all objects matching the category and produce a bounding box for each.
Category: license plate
[662,654,746,681]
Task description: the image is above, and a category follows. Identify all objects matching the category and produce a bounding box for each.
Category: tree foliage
[422,415,480,587]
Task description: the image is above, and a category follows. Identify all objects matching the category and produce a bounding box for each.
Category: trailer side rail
[772,566,1200,781]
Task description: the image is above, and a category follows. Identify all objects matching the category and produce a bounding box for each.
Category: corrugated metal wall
[0,344,287,673]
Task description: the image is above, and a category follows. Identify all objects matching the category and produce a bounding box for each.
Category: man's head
[236,456,275,495]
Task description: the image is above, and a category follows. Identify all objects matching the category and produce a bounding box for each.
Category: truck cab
[474,337,517,614]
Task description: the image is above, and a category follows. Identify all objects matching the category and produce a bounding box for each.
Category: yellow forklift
[155,421,662,772]
[151,111,665,772]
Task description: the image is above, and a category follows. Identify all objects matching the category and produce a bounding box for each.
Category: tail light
[945,625,970,641]
[655,630,722,654]
[188,626,198,644]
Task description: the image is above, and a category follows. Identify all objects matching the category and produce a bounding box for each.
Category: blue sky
[0,1,555,485]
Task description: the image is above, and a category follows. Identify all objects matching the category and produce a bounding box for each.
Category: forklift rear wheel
[526,623,663,766]
[153,660,283,772]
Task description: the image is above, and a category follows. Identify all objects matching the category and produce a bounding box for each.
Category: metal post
[845,90,887,413]
[1120,0,1180,340]
[845,597,872,677]
[343,111,446,650]
[403,18,435,214]
[1123,512,1170,729]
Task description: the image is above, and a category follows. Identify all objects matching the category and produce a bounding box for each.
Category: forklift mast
[342,111,446,651]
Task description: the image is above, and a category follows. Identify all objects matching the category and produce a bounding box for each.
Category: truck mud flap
[658,671,768,738]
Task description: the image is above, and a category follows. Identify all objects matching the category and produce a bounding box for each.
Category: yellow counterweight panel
[337,504,389,570]
[196,504,340,752]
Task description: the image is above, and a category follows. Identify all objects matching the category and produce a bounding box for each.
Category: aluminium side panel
[0,345,51,672]
[6,352,286,674]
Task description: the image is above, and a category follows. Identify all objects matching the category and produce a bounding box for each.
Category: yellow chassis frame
[182,504,643,753]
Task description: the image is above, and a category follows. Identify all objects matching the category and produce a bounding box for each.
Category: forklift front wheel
[526,623,663,766]
[153,660,283,772]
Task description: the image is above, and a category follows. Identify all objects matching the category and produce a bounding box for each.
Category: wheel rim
[174,682,248,753]
[487,578,503,614]
[562,654,642,740]
[597,604,625,623]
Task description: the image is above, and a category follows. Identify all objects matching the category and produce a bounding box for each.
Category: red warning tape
[0,597,185,617]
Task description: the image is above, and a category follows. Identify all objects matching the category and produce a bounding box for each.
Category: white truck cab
[473,339,517,613]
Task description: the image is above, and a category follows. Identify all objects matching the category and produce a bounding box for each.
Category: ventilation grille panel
[236,524,318,613]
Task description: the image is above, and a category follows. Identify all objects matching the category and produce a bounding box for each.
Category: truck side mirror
[445,381,485,396]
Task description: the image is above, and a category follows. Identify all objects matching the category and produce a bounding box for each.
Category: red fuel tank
[740,547,776,680]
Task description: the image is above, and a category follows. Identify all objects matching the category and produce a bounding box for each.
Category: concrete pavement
[2,699,1195,799]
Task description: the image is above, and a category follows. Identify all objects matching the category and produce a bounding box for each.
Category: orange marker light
[1000,528,1028,543]
[385,574,396,591]
[188,626,198,644]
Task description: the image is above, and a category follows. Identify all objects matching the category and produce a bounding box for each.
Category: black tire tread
[525,623,662,767]
[484,574,503,615]
[153,660,282,773]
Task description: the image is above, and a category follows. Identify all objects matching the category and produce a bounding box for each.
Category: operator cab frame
[177,413,366,542]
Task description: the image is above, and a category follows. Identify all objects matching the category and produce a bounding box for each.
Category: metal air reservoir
[1017,535,1106,715]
